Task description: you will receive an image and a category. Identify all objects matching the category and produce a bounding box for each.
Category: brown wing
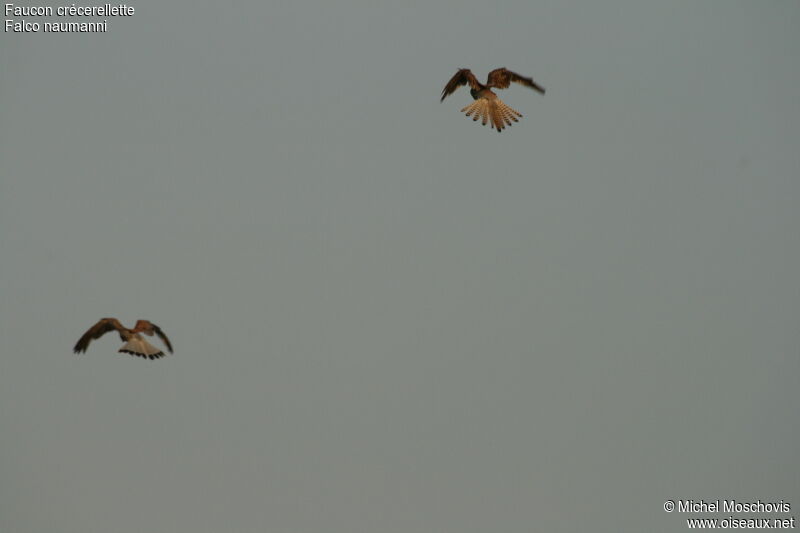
[73,318,126,353]
[440,69,481,102]
[151,323,174,353]
[134,319,174,353]
[486,68,545,94]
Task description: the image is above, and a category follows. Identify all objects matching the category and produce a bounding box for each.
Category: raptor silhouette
[73,318,173,360]
[441,68,545,131]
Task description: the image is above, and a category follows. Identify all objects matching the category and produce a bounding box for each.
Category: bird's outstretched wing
[486,68,545,94]
[133,319,174,353]
[440,69,481,102]
[73,318,125,353]
[150,323,173,353]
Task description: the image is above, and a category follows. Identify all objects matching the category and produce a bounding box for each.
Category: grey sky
[1,1,798,532]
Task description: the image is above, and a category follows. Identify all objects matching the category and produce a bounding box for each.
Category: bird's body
[440,67,545,131]
[73,318,173,360]
[470,87,497,100]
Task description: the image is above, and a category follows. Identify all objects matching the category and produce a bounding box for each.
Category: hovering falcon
[440,68,545,131]
[73,318,173,360]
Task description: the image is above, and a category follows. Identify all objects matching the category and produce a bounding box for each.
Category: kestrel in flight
[73,318,173,360]
[440,68,545,131]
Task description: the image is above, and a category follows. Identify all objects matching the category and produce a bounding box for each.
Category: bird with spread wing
[441,68,545,131]
[73,318,173,360]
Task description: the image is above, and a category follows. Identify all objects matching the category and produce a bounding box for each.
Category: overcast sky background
[1,1,798,532]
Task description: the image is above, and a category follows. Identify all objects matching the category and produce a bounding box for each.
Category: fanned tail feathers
[460,98,522,132]
[119,338,166,360]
